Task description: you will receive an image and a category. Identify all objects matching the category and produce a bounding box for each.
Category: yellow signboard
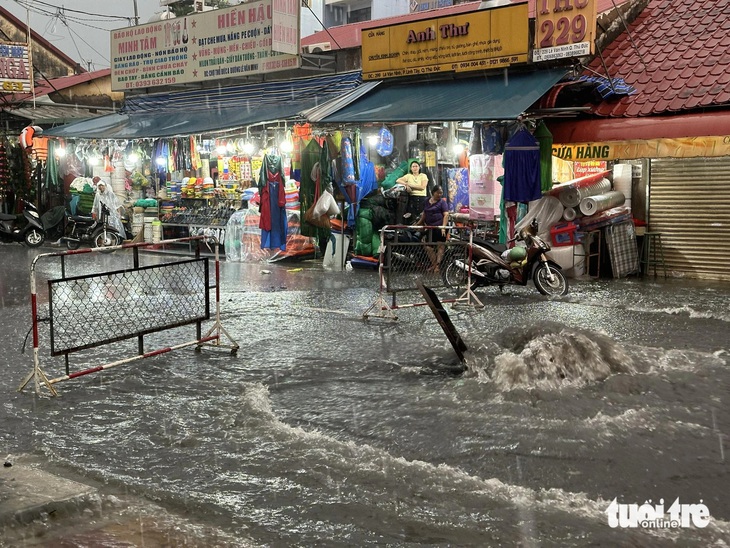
[553,136,730,161]
[533,0,596,62]
[361,5,528,80]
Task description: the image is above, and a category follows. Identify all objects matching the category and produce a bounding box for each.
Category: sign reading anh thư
[533,0,597,62]
[111,0,300,91]
[361,4,528,81]
[0,42,32,94]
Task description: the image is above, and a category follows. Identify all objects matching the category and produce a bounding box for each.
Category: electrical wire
[10,0,133,69]
[13,0,130,21]
[301,0,342,49]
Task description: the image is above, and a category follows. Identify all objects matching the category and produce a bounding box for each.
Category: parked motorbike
[0,199,45,247]
[441,219,569,296]
[61,203,122,250]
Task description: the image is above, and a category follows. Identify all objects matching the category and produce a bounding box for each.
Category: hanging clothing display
[341,137,356,183]
[258,154,287,250]
[300,138,325,239]
[446,167,469,213]
[503,128,541,203]
[481,124,504,155]
[535,121,554,193]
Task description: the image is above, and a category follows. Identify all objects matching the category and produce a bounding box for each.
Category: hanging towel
[503,128,541,203]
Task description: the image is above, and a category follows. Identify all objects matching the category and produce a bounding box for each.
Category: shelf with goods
[158,179,244,246]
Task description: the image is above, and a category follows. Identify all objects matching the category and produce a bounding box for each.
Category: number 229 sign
[533,0,597,62]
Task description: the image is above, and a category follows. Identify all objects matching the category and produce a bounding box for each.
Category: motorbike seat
[472,237,506,254]
[0,213,17,221]
[70,214,94,222]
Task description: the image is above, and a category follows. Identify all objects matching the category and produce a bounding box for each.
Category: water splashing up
[470,322,636,391]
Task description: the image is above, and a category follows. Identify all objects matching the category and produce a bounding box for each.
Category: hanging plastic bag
[312,189,340,218]
[375,126,393,157]
[304,203,330,229]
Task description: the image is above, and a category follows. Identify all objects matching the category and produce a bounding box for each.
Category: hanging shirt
[503,128,541,203]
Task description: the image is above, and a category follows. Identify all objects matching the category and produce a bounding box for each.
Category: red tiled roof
[8,69,111,102]
[0,6,85,73]
[303,0,628,50]
[586,0,730,117]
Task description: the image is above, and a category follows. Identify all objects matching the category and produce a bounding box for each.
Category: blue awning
[44,72,363,139]
[317,69,567,123]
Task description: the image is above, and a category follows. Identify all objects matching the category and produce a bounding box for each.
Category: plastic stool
[640,232,667,278]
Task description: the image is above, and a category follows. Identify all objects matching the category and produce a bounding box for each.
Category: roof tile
[716,90,730,103]
[581,0,730,117]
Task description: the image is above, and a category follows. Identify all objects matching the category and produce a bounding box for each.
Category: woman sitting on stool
[416,184,449,273]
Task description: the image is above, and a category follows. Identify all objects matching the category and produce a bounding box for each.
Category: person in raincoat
[91,180,126,238]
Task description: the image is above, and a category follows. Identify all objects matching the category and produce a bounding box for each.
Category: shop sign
[553,136,730,161]
[574,160,606,177]
[361,4,528,80]
[0,42,32,94]
[409,0,454,13]
[533,0,596,62]
[110,0,300,91]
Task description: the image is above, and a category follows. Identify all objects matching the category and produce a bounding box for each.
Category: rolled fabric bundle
[579,190,626,216]
[546,170,611,197]
[559,178,612,207]
[563,207,577,221]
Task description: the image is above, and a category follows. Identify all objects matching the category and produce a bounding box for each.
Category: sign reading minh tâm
[111,0,300,91]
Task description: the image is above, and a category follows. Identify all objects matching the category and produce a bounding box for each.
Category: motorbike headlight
[28,211,39,218]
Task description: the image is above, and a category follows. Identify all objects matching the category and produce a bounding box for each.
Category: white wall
[301,0,326,38]
[372,0,409,19]
[302,0,411,38]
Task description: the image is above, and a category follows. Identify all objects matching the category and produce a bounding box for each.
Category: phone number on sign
[125,76,177,88]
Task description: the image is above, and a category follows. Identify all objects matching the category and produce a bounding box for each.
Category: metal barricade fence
[19,236,239,396]
[363,225,480,320]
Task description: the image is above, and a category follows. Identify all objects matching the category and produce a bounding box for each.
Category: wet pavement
[0,241,729,546]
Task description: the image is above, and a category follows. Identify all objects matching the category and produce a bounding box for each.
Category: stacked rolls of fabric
[579,190,626,216]
[559,178,612,208]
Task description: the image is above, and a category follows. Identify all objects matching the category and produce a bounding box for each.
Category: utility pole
[133,0,139,25]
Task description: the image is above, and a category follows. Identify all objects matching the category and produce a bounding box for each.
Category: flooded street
[1,243,729,546]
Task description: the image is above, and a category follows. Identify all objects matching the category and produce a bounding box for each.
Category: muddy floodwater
[0,244,729,546]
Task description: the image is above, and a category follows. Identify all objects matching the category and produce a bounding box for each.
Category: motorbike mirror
[530,218,539,231]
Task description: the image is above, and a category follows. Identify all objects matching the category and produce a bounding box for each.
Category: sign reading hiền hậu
[110,0,300,91]
[0,42,32,94]
[361,4,528,81]
[533,0,597,62]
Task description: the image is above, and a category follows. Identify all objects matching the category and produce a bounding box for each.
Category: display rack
[159,196,241,250]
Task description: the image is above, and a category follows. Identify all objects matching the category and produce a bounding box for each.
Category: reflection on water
[0,245,729,545]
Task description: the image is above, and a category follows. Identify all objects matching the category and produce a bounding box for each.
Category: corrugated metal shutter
[649,157,730,281]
